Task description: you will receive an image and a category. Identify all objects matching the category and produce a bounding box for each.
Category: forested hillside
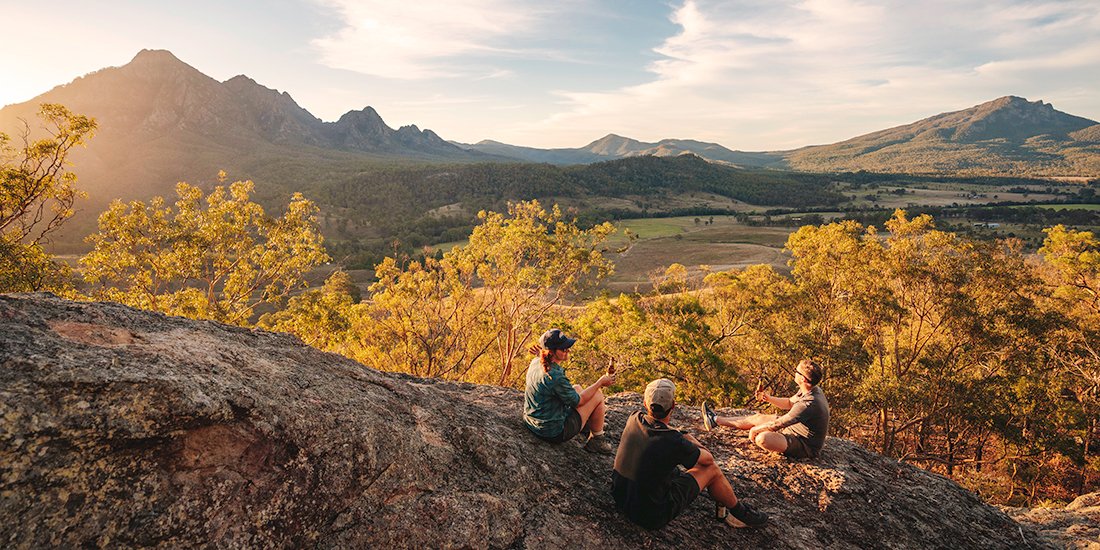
[292,154,845,267]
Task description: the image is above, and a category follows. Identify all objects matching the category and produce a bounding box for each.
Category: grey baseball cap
[644,378,676,416]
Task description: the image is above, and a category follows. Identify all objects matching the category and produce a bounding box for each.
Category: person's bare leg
[574,384,606,431]
[753,431,788,453]
[686,449,739,508]
[717,413,776,430]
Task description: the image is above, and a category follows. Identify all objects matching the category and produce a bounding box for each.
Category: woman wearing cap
[523,328,616,454]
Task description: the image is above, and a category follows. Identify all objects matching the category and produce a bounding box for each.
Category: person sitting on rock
[702,359,830,460]
[612,378,769,530]
[523,328,616,455]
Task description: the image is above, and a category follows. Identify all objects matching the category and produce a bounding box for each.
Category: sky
[2,0,1099,151]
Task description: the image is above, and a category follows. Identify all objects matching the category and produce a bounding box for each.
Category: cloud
[310,0,553,79]
[523,0,1100,149]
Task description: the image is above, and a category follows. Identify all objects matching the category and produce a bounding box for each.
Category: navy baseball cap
[539,328,577,350]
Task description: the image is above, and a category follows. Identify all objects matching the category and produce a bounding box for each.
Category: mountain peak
[584,133,649,156]
[129,49,186,67]
[951,96,1091,141]
[983,95,1028,107]
[335,106,386,127]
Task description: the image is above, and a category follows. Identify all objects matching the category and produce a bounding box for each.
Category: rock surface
[1003,493,1100,549]
[0,294,1064,548]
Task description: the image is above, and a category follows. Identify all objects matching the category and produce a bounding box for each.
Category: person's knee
[689,461,720,484]
[756,433,786,453]
[695,448,718,470]
[754,433,775,450]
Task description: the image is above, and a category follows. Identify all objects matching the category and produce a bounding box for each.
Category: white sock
[591,430,604,437]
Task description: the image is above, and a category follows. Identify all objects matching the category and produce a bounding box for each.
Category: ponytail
[540,348,555,372]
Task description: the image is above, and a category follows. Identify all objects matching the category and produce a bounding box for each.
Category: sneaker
[583,434,614,455]
[702,401,718,432]
[725,501,768,528]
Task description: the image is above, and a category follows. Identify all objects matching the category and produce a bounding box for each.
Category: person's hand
[755,391,770,403]
[598,373,617,387]
[748,426,764,440]
[527,344,541,355]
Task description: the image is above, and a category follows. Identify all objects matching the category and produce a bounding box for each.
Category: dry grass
[844,186,1063,209]
[600,218,798,293]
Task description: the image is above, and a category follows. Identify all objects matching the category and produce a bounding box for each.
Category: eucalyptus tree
[0,104,96,291]
[81,178,328,325]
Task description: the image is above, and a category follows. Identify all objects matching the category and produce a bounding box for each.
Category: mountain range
[0,50,504,244]
[3,50,1098,183]
[2,49,1099,252]
[461,98,1100,176]
[459,134,782,167]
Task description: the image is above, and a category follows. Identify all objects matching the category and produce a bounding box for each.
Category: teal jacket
[523,357,581,438]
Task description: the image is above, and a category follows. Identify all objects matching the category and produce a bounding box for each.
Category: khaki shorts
[782,434,816,459]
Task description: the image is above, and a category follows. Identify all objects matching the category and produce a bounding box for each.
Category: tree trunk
[880,407,892,454]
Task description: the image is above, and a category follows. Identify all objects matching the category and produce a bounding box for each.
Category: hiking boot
[584,434,614,455]
[725,501,768,528]
[702,401,718,432]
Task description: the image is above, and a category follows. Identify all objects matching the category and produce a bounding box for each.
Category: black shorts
[782,434,816,459]
[536,409,583,444]
[664,469,703,524]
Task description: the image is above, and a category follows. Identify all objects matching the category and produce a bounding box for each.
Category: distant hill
[462,97,1100,177]
[460,133,783,167]
[784,96,1100,176]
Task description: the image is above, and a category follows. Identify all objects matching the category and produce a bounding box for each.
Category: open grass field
[842,186,1063,209]
[611,215,792,241]
[603,240,791,294]
[1027,203,1100,211]
[424,215,799,295]
[600,217,799,293]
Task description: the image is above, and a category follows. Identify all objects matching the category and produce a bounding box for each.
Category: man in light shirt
[702,359,830,459]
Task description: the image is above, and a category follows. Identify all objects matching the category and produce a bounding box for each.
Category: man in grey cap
[611,378,768,530]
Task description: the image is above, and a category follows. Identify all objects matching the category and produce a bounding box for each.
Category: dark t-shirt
[612,411,701,529]
[771,385,830,456]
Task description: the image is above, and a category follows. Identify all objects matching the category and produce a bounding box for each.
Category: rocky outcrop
[0,294,1063,548]
[322,108,466,156]
[1003,493,1100,549]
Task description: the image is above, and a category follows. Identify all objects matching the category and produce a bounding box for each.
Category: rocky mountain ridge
[3,293,1094,548]
[460,133,783,167]
[0,49,471,157]
[0,50,497,245]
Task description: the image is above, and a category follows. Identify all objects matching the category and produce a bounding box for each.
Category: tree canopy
[81,177,328,325]
[0,104,96,291]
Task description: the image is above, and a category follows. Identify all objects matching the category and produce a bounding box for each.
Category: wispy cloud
[520,0,1100,149]
[310,0,554,79]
